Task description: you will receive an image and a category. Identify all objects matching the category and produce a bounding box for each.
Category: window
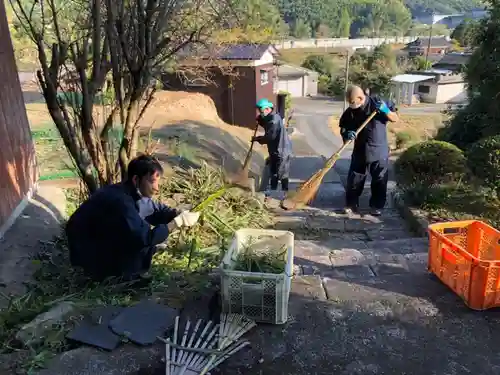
[260,70,269,85]
[418,85,430,94]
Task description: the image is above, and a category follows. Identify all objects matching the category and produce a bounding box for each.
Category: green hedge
[467,135,500,193]
[395,140,468,187]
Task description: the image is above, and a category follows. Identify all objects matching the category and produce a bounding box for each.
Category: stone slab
[109,300,178,346]
[327,265,376,280]
[295,240,334,257]
[305,215,345,232]
[365,229,414,241]
[329,249,368,267]
[364,237,428,255]
[291,276,327,301]
[36,344,164,375]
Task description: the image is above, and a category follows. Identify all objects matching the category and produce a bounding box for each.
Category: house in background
[0,0,38,237]
[405,37,452,57]
[432,52,471,72]
[275,64,318,97]
[162,44,279,129]
[391,69,467,105]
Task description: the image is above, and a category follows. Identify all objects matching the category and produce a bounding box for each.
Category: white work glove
[173,210,200,228]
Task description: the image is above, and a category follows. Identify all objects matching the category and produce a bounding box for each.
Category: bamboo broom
[225,123,259,191]
[281,111,377,210]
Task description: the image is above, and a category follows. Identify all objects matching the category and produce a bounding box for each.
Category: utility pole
[424,15,434,68]
[343,49,350,111]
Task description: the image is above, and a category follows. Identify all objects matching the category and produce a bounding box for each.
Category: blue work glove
[377,101,390,115]
[340,128,356,142]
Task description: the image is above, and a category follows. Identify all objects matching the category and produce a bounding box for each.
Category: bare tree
[10,0,235,193]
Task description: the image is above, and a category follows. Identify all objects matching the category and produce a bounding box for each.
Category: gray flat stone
[371,262,409,276]
[365,229,413,241]
[345,212,407,233]
[35,344,163,375]
[365,238,428,255]
[291,276,327,301]
[323,238,368,251]
[296,256,333,275]
[329,249,368,267]
[404,252,430,273]
[327,265,376,280]
[295,240,333,257]
[16,301,78,346]
[273,215,307,232]
[306,215,345,231]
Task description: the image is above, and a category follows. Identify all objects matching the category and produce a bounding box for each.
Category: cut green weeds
[234,237,287,274]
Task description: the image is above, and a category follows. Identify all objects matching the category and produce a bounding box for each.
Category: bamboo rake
[281,111,377,210]
[160,314,256,375]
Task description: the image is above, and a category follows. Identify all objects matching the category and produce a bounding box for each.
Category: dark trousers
[269,155,290,191]
[122,246,157,278]
[84,246,157,281]
[345,156,389,210]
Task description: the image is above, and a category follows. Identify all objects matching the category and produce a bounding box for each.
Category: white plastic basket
[220,229,294,325]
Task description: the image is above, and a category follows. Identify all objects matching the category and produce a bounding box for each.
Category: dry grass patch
[279,47,346,67]
[24,90,266,180]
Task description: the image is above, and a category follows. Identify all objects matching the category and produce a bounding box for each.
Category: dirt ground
[23,87,267,179]
[0,184,67,309]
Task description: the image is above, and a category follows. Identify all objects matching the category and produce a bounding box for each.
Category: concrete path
[216,106,500,375]
[217,199,500,375]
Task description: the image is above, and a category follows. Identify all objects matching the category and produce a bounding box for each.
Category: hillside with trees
[270,0,483,38]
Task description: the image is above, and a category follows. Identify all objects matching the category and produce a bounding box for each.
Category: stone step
[273,209,411,243]
[294,237,429,277]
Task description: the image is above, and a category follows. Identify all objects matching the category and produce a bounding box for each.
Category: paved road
[292,97,450,116]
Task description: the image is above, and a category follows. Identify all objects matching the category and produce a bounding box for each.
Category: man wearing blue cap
[253,98,292,195]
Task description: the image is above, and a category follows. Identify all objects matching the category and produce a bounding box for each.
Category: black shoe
[370,208,382,217]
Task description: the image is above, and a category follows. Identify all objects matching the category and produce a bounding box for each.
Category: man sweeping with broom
[252,98,292,199]
[340,85,399,216]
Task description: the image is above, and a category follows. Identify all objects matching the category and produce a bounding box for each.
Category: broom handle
[324,110,378,169]
[241,123,259,170]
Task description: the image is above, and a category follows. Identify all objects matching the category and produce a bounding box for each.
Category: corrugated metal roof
[391,74,434,83]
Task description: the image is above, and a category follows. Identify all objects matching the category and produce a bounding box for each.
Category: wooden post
[343,49,350,111]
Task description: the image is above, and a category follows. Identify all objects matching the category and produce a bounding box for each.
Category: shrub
[467,135,500,194]
[301,55,334,76]
[395,131,416,149]
[394,140,468,187]
[318,74,331,94]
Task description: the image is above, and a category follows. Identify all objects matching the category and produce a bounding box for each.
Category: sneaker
[343,206,358,215]
[370,208,382,216]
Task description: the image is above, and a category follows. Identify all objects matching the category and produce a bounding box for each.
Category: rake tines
[159,314,256,375]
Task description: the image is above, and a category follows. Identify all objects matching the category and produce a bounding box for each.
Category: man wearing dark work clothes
[65,155,200,282]
[339,85,399,216]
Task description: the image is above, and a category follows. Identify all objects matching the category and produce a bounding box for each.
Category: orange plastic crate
[428,220,500,310]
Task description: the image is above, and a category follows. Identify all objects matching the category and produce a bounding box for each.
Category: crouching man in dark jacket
[340,85,399,216]
[65,155,200,281]
[253,98,293,196]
